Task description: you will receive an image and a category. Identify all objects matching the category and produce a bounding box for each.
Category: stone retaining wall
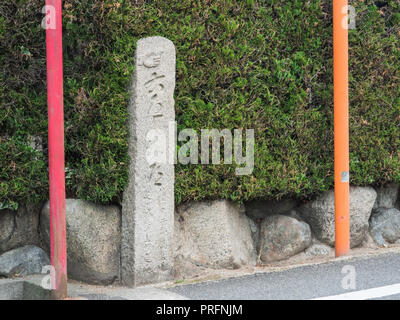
[0,183,399,285]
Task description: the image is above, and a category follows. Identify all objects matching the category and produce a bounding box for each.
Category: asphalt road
[167,252,400,300]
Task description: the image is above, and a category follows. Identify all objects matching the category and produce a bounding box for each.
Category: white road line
[312,283,400,300]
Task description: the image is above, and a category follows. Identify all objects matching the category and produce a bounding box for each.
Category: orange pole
[333,0,350,257]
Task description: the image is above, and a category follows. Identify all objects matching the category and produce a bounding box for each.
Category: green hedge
[1,0,399,208]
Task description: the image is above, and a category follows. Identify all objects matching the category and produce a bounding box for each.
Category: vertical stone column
[122,37,175,286]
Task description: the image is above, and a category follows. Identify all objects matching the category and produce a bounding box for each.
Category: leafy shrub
[0,0,399,207]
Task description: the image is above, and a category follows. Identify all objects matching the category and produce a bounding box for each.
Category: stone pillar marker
[122,36,175,286]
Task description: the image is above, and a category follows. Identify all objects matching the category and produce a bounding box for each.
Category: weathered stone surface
[0,204,41,254]
[285,209,304,222]
[298,187,377,248]
[0,279,24,300]
[174,200,256,272]
[369,207,400,246]
[373,183,399,210]
[305,243,333,257]
[361,232,379,249]
[245,198,298,219]
[173,209,205,279]
[122,36,176,286]
[259,215,312,263]
[40,199,121,285]
[247,218,260,252]
[0,246,50,278]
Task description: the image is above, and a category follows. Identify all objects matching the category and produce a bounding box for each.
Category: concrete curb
[0,275,188,300]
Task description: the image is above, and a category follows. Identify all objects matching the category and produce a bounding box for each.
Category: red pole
[333,0,350,257]
[45,0,67,299]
